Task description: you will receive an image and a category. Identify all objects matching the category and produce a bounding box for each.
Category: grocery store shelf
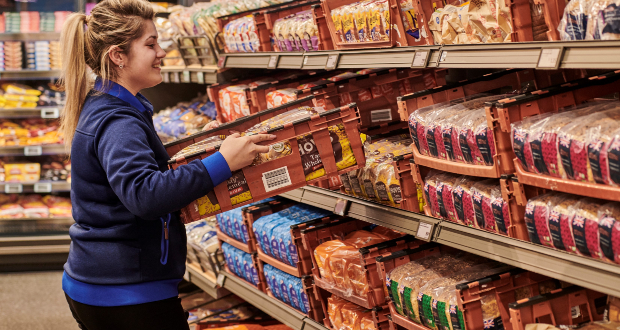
[0,106,60,118]
[0,234,70,271]
[220,40,620,70]
[186,266,329,330]
[282,185,620,297]
[0,32,60,41]
[0,181,70,193]
[161,65,220,84]
[0,70,61,80]
[0,144,67,156]
[185,262,230,299]
[0,217,73,236]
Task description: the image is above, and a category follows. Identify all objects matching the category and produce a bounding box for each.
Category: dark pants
[65,294,190,330]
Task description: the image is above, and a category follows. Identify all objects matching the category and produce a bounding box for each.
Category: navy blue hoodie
[62,79,231,307]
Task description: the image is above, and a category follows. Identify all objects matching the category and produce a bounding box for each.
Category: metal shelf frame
[161,65,219,84]
[0,32,60,41]
[219,40,620,70]
[0,106,61,118]
[0,181,70,193]
[0,70,61,80]
[280,186,620,298]
[0,144,67,156]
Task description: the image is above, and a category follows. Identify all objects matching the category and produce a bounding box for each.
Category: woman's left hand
[203,120,220,131]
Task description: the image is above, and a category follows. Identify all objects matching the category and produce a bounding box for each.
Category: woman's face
[122,20,166,94]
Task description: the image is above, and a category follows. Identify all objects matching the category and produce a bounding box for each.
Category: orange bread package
[328,245,360,288]
[327,295,349,330]
[343,230,388,248]
[360,315,376,330]
[371,226,405,240]
[315,240,348,284]
[341,303,370,330]
[346,258,368,296]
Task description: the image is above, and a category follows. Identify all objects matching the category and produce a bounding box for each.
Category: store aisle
[0,271,78,330]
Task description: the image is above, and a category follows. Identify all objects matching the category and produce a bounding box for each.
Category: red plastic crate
[170,101,365,223]
[508,0,567,42]
[301,218,422,309]
[392,153,421,213]
[508,286,606,330]
[314,285,391,330]
[258,260,326,323]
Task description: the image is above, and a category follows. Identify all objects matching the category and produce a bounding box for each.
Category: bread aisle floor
[0,271,79,330]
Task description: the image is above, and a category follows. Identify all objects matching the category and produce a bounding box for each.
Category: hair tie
[85,15,91,24]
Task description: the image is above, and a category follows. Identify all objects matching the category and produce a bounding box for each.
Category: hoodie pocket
[160,214,171,265]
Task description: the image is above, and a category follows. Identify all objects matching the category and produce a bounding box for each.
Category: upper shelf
[218,40,620,70]
[0,144,67,157]
[280,185,620,298]
[160,65,221,84]
[0,70,61,80]
[0,32,60,41]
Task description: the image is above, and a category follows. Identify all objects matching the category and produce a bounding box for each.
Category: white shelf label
[439,51,448,62]
[333,197,351,216]
[303,56,309,65]
[217,56,227,69]
[370,109,393,123]
[4,183,22,194]
[325,54,339,70]
[267,55,279,69]
[197,71,204,84]
[162,72,170,83]
[415,221,435,241]
[24,146,42,156]
[182,70,190,83]
[411,50,430,68]
[41,108,59,119]
[173,72,180,83]
[216,273,226,286]
[537,48,563,69]
[34,182,52,193]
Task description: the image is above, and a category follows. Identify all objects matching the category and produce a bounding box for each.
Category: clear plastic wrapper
[558,0,590,40]
[547,195,580,252]
[424,171,441,217]
[429,9,445,44]
[341,302,370,330]
[512,113,554,173]
[585,107,620,185]
[434,173,460,222]
[171,135,226,161]
[524,193,564,247]
[588,0,620,40]
[598,202,620,264]
[440,5,460,45]
[386,254,441,315]
[571,197,605,259]
[265,88,298,109]
[452,176,484,227]
[409,102,452,156]
[470,180,501,232]
[328,295,348,329]
[467,0,503,43]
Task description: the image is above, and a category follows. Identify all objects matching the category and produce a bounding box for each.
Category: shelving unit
[0,181,70,193]
[0,70,61,80]
[0,144,67,157]
[161,65,221,84]
[0,234,71,271]
[0,107,60,118]
[0,32,60,41]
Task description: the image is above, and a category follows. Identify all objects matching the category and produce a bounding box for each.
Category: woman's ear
[108,45,126,68]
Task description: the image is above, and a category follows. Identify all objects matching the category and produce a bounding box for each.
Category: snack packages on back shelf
[327,295,376,330]
[263,263,310,313]
[186,219,219,254]
[252,204,331,266]
[153,96,217,143]
[223,16,260,53]
[330,0,391,43]
[218,85,252,122]
[342,133,412,206]
[272,10,319,52]
[423,171,511,236]
[216,196,281,244]
[0,194,71,219]
[313,227,405,297]
[510,101,620,185]
[524,192,620,264]
[559,0,620,40]
[0,119,62,146]
[222,242,261,286]
[4,163,40,183]
[409,94,512,166]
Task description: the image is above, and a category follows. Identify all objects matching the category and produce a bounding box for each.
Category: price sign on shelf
[197,71,204,84]
[333,198,351,216]
[173,72,180,84]
[182,70,190,83]
[216,273,226,286]
[41,108,59,119]
[411,50,430,68]
[415,221,435,242]
[217,56,227,69]
[267,55,279,69]
[24,146,42,156]
[303,56,309,66]
[34,182,53,193]
[4,183,22,194]
[325,54,340,71]
[537,47,564,69]
[162,72,170,83]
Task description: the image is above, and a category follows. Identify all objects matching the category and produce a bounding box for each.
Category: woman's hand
[219,133,277,172]
[203,120,220,131]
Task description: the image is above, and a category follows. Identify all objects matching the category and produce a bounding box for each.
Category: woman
[59,1,274,329]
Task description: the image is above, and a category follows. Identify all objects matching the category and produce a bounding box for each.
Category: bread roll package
[596,202,620,264]
[467,0,502,42]
[429,9,445,44]
[440,5,460,44]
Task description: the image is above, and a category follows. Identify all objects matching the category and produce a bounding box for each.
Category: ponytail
[58,13,90,150]
[57,0,154,153]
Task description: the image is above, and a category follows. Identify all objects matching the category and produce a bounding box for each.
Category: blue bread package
[253,213,281,255]
[276,270,291,306]
[288,276,302,311]
[295,279,310,313]
[232,209,244,242]
[222,243,236,274]
[278,223,294,266]
[242,252,259,285]
[225,211,235,238]
[271,221,295,262]
[262,217,290,259]
[264,264,282,300]
[233,247,244,279]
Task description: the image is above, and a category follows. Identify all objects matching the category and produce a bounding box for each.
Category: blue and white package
[233,248,244,279]
[261,216,288,258]
[288,277,301,311]
[242,253,259,285]
[264,264,282,300]
[225,212,235,239]
[222,243,236,274]
[293,279,309,313]
[232,209,244,242]
[276,270,291,306]
[278,223,294,265]
[271,221,294,261]
[253,213,281,255]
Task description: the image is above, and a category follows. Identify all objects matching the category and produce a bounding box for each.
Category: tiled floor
[0,271,79,330]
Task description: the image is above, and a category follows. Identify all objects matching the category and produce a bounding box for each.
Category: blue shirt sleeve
[96,110,228,220]
[201,151,232,187]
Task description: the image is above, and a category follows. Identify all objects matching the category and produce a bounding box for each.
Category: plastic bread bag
[590,0,620,40]
[558,0,590,40]
[344,229,389,248]
[278,15,294,51]
[547,194,580,253]
[347,254,371,297]
[290,277,306,312]
[434,104,470,161]
[314,240,349,285]
[456,108,494,166]
[585,106,620,185]
[490,186,511,236]
[233,247,245,279]
[286,275,301,311]
[440,5,460,44]
[374,162,400,206]
[246,16,259,52]
[360,314,376,330]
[272,221,294,262]
[470,179,500,232]
[597,202,620,264]
[511,113,555,172]
[328,245,360,292]
[379,0,391,40]
[355,2,370,42]
[429,9,445,44]
[401,0,423,40]
[332,7,346,43]
[422,104,455,157]
[265,88,298,109]
[467,0,503,43]
[252,213,281,255]
[387,254,442,315]
[524,193,564,247]
[245,106,318,135]
[434,173,461,222]
[341,302,369,330]
[360,159,381,202]
[570,197,605,259]
[424,171,441,217]
[242,252,260,285]
[452,176,481,226]
[272,17,285,51]
[480,294,503,330]
[408,103,449,155]
[342,4,359,43]
[367,0,386,41]
[264,263,281,300]
[328,295,349,329]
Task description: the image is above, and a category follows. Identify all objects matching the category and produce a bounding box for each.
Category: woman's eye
[148,44,155,48]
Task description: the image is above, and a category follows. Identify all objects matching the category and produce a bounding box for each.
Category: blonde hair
[58,0,154,149]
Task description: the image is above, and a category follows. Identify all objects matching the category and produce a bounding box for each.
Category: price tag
[333,197,351,216]
[41,108,59,119]
[439,51,448,62]
[217,55,227,69]
[4,183,22,194]
[197,71,204,84]
[24,146,42,156]
[267,54,279,69]
[303,56,309,66]
[182,70,190,83]
[325,54,340,71]
[162,72,170,83]
[537,47,564,69]
[34,182,52,193]
[173,72,180,83]
[216,273,226,286]
[415,221,435,242]
[411,50,430,68]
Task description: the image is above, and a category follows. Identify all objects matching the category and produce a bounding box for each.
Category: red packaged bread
[570,198,604,259]
[597,202,620,264]
[470,180,501,232]
[452,176,484,227]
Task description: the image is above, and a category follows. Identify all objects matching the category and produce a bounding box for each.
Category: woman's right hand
[219,133,277,172]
